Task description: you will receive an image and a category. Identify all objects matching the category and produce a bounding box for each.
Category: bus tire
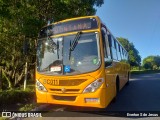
[112,77,119,102]
[126,72,129,85]
[116,77,120,95]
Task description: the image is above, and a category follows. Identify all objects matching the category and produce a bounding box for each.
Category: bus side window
[116,43,121,61]
[124,51,126,60]
[105,34,111,59]
[102,28,112,60]
[111,36,118,60]
[108,34,112,47]
[121,47,124,60]
[120,46,122,60]
[108,34,113,59]
[124,51,128,61]
[119,46,122,61]
[101,30,107,58]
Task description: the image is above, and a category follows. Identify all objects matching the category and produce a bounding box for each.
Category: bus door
[101,29,116,101]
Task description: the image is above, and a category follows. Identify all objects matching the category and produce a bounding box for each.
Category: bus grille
[58,79,86,86]
[53,95,76,101]
[50,88,80,93]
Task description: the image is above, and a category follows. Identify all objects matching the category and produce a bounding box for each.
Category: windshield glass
[37,32,101,75]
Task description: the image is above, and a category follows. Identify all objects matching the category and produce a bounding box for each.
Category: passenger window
[121,47,124,60]
[111,37,114,48]
[119,46,122,60]
[114,39,117,49]
[116,42,121,61]
[111,36,117,60]
[105,34,111,59]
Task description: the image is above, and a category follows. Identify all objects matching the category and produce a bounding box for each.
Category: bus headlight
[83,78,104,93]
[36,79,47,92]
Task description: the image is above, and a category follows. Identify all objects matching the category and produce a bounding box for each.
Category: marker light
[85,98,99,103]
[83,78,104,93]
[36,79,47,92]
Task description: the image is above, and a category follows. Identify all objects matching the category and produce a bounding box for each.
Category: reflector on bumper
[84,98,100,103]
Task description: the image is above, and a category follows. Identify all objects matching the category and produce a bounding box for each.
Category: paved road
[36,73,160,118]
[106,73,160,112]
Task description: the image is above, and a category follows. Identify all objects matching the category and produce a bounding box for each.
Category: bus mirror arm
[104,58,112,67]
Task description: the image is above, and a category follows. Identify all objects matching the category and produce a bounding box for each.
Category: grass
[19,84,35,92]
[19,103,37,111]
[0,117,6,120]
[131,69,160,75]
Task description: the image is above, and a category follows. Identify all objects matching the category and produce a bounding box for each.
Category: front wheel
[112,78,119,102]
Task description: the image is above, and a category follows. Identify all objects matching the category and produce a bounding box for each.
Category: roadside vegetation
[0,90,34,108]
[142,56,160,70]
[117,37,141,67]
[130,55,160,75]
[0,0,159,112]
[131,69,160,75]
[0,80,35,111]
[0,0,104,91]
[0,0,104,111]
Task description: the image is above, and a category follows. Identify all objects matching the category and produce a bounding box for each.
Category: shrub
[0,90,35,107]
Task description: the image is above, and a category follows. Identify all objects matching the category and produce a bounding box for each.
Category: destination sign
[39,18,98,38]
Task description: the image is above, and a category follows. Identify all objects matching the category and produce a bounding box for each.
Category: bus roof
[40,16,128,54]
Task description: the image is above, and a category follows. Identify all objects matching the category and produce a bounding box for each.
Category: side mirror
[104,58,112,67]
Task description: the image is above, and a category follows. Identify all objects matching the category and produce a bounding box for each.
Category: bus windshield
[37,32,101,75]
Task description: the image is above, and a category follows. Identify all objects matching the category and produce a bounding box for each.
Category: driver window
[101,28,111,59]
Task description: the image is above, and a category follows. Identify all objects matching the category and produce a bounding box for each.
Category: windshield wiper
[69,31,81,60]
[57,40,59,59]
[70,31,81,51]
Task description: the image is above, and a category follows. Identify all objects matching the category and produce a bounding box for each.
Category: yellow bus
[36,16,130,108]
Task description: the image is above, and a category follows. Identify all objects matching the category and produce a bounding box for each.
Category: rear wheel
[116,78,119,95]
[126,72,130,85]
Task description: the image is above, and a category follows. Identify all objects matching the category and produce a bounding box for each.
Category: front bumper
[36,88,107,108]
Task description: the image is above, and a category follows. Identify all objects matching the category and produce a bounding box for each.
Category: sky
[96,0,160,61]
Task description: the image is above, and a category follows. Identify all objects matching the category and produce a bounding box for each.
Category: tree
[143,55,160,70]
[0,0,104,89]
[117,37,141,67]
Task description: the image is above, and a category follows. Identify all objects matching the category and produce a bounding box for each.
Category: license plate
[50,66,61,72]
